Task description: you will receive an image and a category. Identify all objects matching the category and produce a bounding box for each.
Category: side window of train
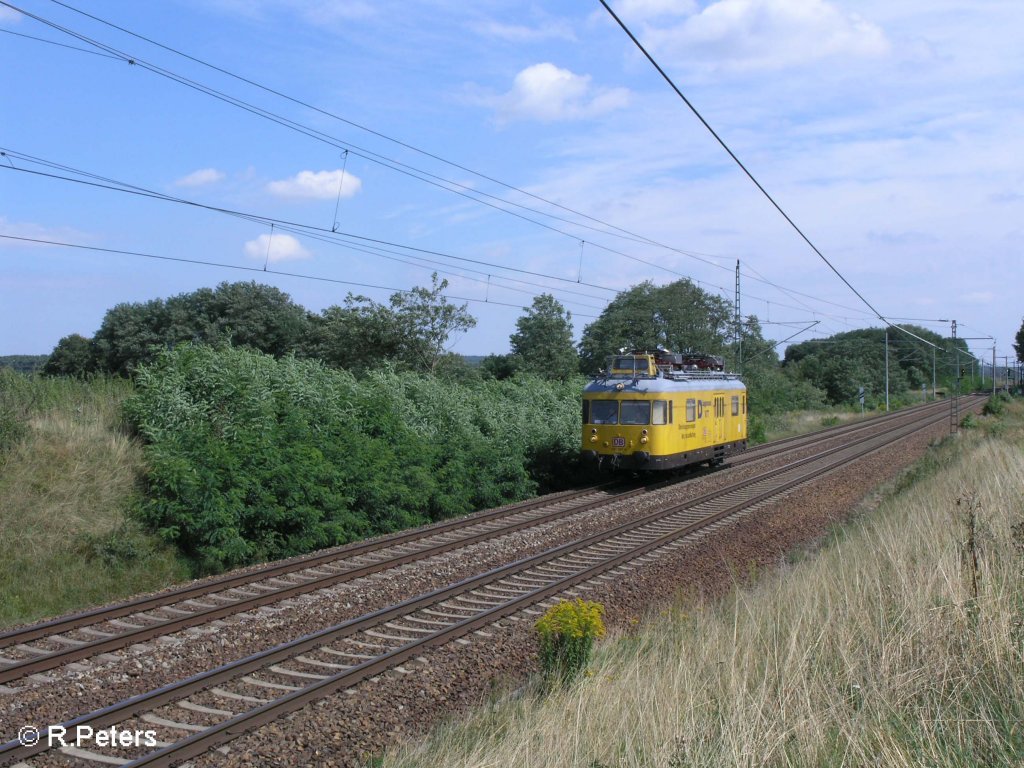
[686,398,696,422]
[582,400,590,425]
[652,400,667,425]
[669,400,673,423]
[731,396,739,416]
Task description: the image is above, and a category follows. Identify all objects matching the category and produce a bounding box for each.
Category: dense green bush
[982,392,1010,416]
[124,344,587,573]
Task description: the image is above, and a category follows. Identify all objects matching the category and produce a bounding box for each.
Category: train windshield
[620,400,651,425]
[589,400,618,425]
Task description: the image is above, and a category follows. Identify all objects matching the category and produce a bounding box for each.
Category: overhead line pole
[734,260,742,375]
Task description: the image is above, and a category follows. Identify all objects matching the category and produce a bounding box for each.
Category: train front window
[590,400,618,425]
[620,400,651,425]
[652,400,667,425]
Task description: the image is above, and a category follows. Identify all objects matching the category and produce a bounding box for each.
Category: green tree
[578,279,732,372]
[91,282,310,375]
[307,274,476,374]
[93,298,169,375]
[388,274,476,373]
[783,325,959,406]
[42,334,98,377]
[1014,317,1023,360]
[479,353,518,380]
[509,294,576,379]
[301,298,403,371]
[732,317,825,414]
[200,282,309,356]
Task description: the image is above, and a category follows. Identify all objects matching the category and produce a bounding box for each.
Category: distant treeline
[0,355,47,374]
[39,277,972,409]
[784,328,971,406]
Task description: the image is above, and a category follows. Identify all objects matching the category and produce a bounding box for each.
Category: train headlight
[590,436,598,443]
[591,428,598,434]
[641,429,648,436]
[640,436,648,444]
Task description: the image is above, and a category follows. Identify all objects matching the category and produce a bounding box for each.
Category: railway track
[0,397,973,767]
[0,482,651,685]
[734,397,958,464]
[0,397,972,689]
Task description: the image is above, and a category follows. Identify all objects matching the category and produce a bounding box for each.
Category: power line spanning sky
[1,0,1021,361]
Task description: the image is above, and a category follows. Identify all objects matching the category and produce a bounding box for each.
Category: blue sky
[1,0,1021,366]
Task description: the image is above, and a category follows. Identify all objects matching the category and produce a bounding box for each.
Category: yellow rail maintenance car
[582,350,747,470]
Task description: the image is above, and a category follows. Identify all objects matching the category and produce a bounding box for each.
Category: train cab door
[714,394,726,442]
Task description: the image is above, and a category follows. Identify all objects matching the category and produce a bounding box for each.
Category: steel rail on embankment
[0,484,610,647]
[0,397,976,686]
[0,482,656,685]
[736,397,960,464]
[0,401,969,768]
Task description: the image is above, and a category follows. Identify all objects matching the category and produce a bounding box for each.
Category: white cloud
[470,20,576,43]
[266,169,363,199]
[174,168,225,187]
[0,217,90,247]
[243,233,311,263]
[962,291,995,304]
[209,0,375,24]
[644,0,891,72]
[612,0,697,21]
[486,63,630,123]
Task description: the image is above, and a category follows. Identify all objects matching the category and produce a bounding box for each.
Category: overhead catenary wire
[2,0,714,282]
[4,146,865,329]
[1,150,876,331]
[598,0,941,353]
[37,0,763,270]
[0,233,601,319]
[6,0,887,325]
[0,24,120,57]
[0,156,621,299]
[2,3,941,348]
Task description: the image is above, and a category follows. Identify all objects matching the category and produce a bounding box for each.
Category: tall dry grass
[0,371,186,627]
[384,400,1024,767]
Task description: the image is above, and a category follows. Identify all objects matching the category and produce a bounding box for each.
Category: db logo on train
[612,437,626,448]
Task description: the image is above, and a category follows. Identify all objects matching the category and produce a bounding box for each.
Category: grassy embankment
[383,397,1024,767]
[757,394,938,442]
[0,371,186,628]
